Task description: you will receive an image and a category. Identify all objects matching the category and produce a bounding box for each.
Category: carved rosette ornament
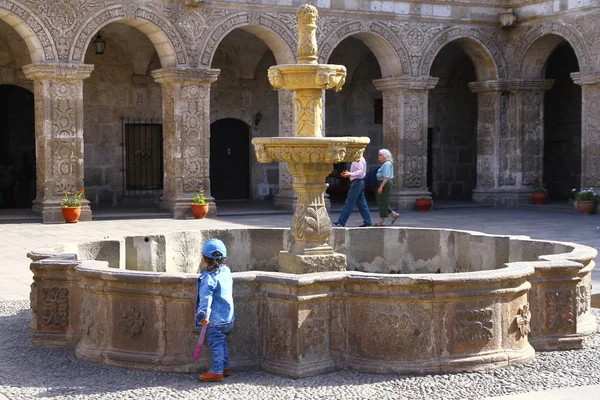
[253,4,369,272]
[455,308,493,343]
[41,287,69,327]
[121,306,145,338]
[545,290,574,330]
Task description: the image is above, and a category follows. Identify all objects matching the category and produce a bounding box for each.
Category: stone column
[152,68,220,218]
[274,89,297,211]
[373,76,438,209]
[468,80,509,205]
[572,72,600,190]
[509,80,554,202]
[23,63,94,223]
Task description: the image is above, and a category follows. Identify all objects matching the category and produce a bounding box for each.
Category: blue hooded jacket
[195,265,234,327]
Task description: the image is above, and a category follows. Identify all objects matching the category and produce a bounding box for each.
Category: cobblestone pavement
[1,208,599,399]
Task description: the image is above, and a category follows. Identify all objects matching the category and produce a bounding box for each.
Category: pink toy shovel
[194,324,208,360]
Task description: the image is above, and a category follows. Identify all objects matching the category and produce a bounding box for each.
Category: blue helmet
[202,238,227,259]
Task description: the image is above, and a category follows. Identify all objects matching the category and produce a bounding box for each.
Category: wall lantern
[93,33,106,55]
[254,111,263,126]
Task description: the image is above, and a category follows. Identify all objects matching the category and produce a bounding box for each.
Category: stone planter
[577,200,595,215]
[190,204,209,219]
[61,207,82,223]
[531,192,547,205]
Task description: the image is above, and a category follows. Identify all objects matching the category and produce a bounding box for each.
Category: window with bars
[122,118,163,197]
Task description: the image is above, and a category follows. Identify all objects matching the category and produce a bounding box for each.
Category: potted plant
[415,187,433,212]
[572,188,599,215]
[61,190,85,223]
[531,180,548,205]
[191,189,209,219]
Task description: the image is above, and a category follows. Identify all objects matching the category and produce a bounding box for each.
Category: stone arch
[70,4,187,67]
[420,27,506,80]
[515,23,590,78]
[199,12,296,67]
[319,21,407,78]
[0,1,57,62]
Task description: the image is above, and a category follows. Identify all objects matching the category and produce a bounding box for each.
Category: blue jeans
[337,179,372,226]
[207,321,234,374]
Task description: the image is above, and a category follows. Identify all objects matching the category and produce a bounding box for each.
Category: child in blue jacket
[195,238,234,382]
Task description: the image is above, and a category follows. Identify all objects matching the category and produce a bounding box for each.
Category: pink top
[348,157,367,181]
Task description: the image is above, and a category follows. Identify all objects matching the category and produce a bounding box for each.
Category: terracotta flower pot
[415,198,432,212]
[532,192,547,205]
[191,204,209,219]
[577,200,596,215]
[62,206,82,223]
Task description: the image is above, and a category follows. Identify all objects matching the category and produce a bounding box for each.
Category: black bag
[365,168,378,191]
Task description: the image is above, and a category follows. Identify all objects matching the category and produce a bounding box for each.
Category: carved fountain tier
[252,4,370,274]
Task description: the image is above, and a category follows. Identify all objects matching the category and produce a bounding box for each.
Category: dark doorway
[428,43,478,201]
[210,119,250,200]
[544,43,581,200]
[0,85,35,209]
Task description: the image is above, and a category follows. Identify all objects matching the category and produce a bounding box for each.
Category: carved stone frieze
[514,303,531,338]
[121,306,144,338]
[385,21,445,76]
[41,287,69,327]
[545,290,574,330]
[253,138,367,164]
[455,308,493,343]
[268,304,291,359]
[521,91,543,185]
[577,285,590,316]
[369,313,421,350]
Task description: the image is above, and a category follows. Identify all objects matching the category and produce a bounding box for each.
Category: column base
[160,196,217,218]
[274,189,297,212]
[278,251,347,274]
[472,189,532,208]
[33,199,92,223]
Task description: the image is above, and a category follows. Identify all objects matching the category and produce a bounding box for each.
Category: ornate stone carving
[296,4,318,64]
[385,21,445,76]
[521,91,543,185]
[577,285,590,316]
[252,138,367,164]
[572,74,600,188]
[370,313,420,350]
[200,12,295,67]
[545,290,574,330]
[30,282,37,313]
[455,308,493,343]
[41,287,69,327]
[121,306,144,338]
[158,3,208,68]
[26,0,104,60]
[0,0,56,61]
[301,317,326,350]
[515,303,531,338]
[71,5,187,65]
[268,305,291,358]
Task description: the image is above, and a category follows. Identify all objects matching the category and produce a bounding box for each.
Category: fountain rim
[251,137,370,145]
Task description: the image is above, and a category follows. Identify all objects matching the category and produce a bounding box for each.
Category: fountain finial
[296,4,319,64]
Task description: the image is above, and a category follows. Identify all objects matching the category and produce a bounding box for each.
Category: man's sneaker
[333,221,342,227]
[223,368,231,377]
[199,372,223,382]
[359,223,372,227]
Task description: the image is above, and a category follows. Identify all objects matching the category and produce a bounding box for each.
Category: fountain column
[253,4,369,273]
[152,68,220,218]
[274,89,297,211]
[23,63,94,223]
[373,76,438,209]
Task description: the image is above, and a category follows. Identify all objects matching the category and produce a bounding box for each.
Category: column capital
[23,63,94,81]
[152,67,220,84]
[507,79,554,92]
[468,80,509,93]
[373,75,438,92]
[571,72,600,86]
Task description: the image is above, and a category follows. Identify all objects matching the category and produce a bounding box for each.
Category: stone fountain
[252,4,370,274]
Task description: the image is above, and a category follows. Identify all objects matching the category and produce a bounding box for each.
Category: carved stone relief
[369,313,421,350]
[545,290,574,330]
[41,287,69,327]
[268,304,291,359]
[301,317,326,351]
[521,91,543,185]
[455,308,493,343]
[121,305,144,338]
[514,302,531,339]
[577,285,590,316]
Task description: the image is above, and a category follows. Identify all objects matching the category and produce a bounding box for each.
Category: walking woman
[374,149,400,226]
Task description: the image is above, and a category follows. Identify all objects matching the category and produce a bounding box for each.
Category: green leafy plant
[61,190,85,207]
[572,188,600,203]
[532,180,547,193]
[192,189,206,205]
[420,187,432,198]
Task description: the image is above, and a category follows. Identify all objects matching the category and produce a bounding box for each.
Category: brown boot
[199,372,223,382]
[223,368,231,377]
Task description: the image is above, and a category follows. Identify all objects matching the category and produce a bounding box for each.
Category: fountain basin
[268,64,346,91]
[28,227,596,378]
[252,137,370,164]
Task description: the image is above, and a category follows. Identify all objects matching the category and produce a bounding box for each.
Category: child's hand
[201,319,209,326]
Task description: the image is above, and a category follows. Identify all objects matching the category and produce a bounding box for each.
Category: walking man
[333,156,373,227]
